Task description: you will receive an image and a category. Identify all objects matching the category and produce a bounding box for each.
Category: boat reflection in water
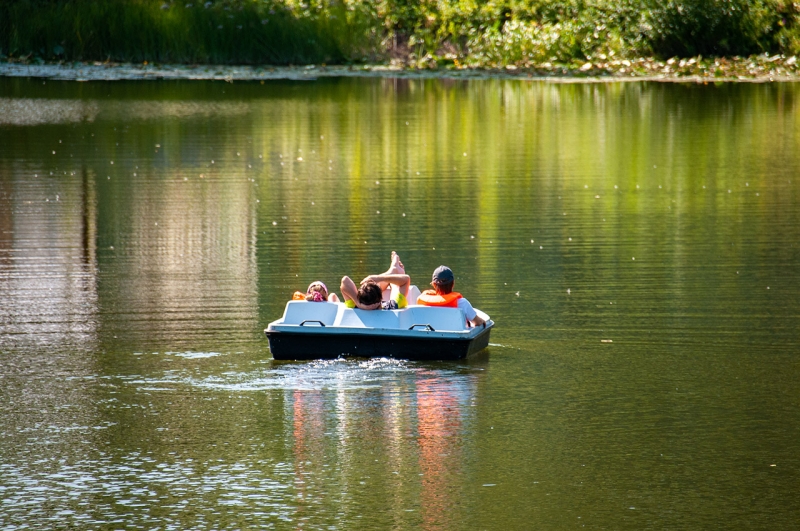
[285,360,480,528]
[416,374,467,528]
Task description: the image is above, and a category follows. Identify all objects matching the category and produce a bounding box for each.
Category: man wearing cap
[417,266,486,327]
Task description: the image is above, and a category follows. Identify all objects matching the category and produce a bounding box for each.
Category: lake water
[1,76,799,529]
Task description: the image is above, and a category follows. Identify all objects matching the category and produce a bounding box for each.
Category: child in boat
[292,281,340,302]
[340,251,410,310]
[417,265,486,327]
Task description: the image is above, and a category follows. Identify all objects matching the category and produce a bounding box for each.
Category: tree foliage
[1,0,799,64]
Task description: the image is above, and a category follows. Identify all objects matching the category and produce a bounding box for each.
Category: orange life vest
[292,291,306,301]
[416,290,462,308]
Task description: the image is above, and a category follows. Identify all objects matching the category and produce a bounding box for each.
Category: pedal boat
[265,300,493,361]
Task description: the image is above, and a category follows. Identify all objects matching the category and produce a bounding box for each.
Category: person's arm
[458,298,486,328]
[342,276,383,309]
[361,274,410,298]
[340,276,359,306]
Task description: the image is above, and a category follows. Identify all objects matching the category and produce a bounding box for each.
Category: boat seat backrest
[407,285,421,305]
[381,284,422,305]
[336,308,401,329]
[281,301,340,326]
[279,302,471,331]
[400,306,468,332]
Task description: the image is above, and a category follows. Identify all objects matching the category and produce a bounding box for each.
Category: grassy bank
[2,1,800,67]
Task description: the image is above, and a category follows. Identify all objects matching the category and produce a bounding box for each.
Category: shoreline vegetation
[2,0,800,82]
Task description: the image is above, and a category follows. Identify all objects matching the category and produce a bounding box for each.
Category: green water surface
[0,77,799,529]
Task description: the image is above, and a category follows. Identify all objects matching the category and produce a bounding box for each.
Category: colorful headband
[307,281,327,293]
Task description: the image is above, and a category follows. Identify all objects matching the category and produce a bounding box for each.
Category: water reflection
[0,95,251,126]
[0,98,99,126]
[0,357,481,529]
[99,166,259,348]
[0,168,98,350]
[416,375,469,529]
[0,166,106,529]
[283,361,479,529]
[1,77,799,529]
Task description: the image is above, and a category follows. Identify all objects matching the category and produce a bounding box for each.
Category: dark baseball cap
[432,265,454,284]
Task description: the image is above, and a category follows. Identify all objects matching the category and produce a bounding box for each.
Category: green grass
[2,0,799,66]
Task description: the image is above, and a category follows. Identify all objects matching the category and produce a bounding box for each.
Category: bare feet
[388,251,405,275]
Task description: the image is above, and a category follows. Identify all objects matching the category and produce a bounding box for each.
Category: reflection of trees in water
[0,163,103,468]
[254,80,800,321]
[0,164,98,350]
[97,160,259,347]
[0,96,250,127]
[0,98,100,126]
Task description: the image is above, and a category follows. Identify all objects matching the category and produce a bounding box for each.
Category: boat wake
[184,357,436,392]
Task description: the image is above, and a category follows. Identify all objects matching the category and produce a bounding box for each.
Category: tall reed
[0,0,363,64]
[2,0,799,65]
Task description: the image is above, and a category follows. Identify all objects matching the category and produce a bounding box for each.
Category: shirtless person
[340,252,410,310]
